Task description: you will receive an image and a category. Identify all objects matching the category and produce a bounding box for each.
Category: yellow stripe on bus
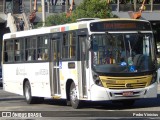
[100,75,152,89]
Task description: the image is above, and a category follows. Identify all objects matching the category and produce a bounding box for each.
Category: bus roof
[3,18,150,40]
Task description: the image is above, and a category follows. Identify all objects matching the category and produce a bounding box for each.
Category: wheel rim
[70,86,77,104]
[25,85,30,101]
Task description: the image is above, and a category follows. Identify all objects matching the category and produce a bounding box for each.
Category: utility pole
[117,0,119,12]
[134,0,137,11]
[66,0,69,13]
[30,0,32,12]
[42,0,46,26]
[3,0,5,13]
[151,0,153,12]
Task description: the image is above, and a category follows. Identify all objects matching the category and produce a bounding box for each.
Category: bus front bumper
[90,82,157,101]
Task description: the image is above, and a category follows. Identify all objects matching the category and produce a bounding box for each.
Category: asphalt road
[0,86,160,120]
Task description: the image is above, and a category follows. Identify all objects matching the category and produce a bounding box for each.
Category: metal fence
[2,1,160,14]
[35,4,76,13]
[110,3,160,12]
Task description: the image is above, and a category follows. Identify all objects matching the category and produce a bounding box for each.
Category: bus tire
[70,82,81,109]
[24,81,36,104]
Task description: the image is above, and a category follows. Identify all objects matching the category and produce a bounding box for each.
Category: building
[0,0,160,58]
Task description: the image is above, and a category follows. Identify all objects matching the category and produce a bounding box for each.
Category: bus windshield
[91,33,155,73]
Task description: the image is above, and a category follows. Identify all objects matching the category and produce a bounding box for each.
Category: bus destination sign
[90,20,151,32]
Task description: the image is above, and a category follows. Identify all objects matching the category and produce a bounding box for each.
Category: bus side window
[5,40,14,62]
[37,36,49,61]
[28,49,36,61]
[70,32,76,58]
[25,37,37,61]
[15,39,21,62]
[4,41,8,62]
[62,33,68,58]
[4,52,8,62]
[37,53,42,60]
[43,49,48,60]
[28,56,31,61]
[62,32,76,59]
[42,52,48,60]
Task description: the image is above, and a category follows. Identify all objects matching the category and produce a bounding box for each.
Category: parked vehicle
[0,68,2,87]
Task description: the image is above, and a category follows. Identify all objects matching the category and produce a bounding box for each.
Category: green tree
[71,0,114,20]
[36,0,117,27]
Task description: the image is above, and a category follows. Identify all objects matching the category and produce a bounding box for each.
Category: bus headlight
[150,73,157,85]
[92,71,103,87]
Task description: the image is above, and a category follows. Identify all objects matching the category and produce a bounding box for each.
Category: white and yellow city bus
[2,18,158,108]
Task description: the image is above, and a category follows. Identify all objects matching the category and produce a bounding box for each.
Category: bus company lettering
[3,112,42,118]
[16,68,27,75]
[35,69,48,76]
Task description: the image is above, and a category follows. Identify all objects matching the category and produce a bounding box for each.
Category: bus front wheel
[70,82,81,109]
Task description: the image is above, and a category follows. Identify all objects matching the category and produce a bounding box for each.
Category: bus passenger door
[78,35,87,97]
[51,39,61,95]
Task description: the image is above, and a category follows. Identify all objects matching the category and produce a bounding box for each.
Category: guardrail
[35,4,76,13]
[2,2,160,14]
[34,3,160,13]
[110,4,160,12]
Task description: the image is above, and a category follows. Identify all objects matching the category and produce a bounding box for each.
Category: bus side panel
[3,64,24,95]
[24,63,51,97]
[60,61,91,100]
[60,61,79,99]
[3,63,51,98]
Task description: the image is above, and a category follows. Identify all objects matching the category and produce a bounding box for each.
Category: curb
[0,97,24,101]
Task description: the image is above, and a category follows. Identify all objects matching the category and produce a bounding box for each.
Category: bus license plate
[122,91,133,96]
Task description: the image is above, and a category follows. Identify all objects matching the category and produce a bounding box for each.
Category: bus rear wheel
[24,81,36,104]
[70,82,81,109]
[24,81,44,104]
